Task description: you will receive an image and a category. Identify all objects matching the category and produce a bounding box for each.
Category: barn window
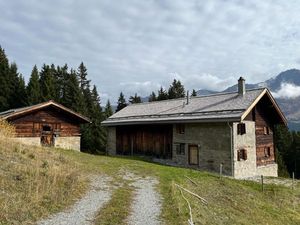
[175,143,185,155]
[237,123,246,135]
[264,127,270,135]
[237,149,247,161]
[264,147,271,157]
[176,124,185,134]
[42,125,51,132]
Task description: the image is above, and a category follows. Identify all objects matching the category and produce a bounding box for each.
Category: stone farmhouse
[102,78,287,178]
[0,100,90,151]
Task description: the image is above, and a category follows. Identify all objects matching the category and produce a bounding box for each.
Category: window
[237,149,247,161]
[175,143,185,155]
[264,147,271,157]
[176,124,185,134]
[264,127,270,135]
[237,123,246,135]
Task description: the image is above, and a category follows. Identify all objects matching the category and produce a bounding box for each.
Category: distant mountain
[222,83,260,93]
[196,69,300,131]
[196,89,218,96]
[265,69,300,91]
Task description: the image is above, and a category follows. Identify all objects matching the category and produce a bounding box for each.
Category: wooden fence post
[219,163,223,178]
[261,175,264,193]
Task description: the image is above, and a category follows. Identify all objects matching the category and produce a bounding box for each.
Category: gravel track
[123,171,162,225]
[37,175,112,225]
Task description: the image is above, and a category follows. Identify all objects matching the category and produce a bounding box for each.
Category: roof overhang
[0,100,91,123]
[241,89,287,126]
[101,116,241,126]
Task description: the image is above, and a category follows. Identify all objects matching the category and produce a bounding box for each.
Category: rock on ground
[37,175,112,225]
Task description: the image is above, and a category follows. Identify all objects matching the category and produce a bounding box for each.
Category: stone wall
[54,136,81,151]
[233,121,257,178]
[172,123,232,175]
[12,136,81,151]
[13,137,41,146]
[256,164,278,177]
[106,127,116,155]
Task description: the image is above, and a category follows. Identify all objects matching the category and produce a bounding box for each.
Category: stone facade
[106,121,278,178]
[232,121,257,178]
[13,136,81,151]
[256,163,278,177]
[172,123,232,175]
[54,136,81,151]
[13,137,41,146]
[106,127,117,155]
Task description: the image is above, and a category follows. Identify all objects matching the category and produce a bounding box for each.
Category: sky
[1,0,300,104]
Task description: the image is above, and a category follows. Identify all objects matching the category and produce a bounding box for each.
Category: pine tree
[26,65,41,105]
[191,89,197,97]
[157,87,168,101]
[148,91,156,102]
[9,63,26,108]
[168,79,185,99]
[0,47,11,111]
[39,64,56,101]
[61,69,85,113]
[77,62,90,91]
[129,93,142,104]
[7,63,26,108]
[116,92,127,112]
[274,125,293,177]
[54,64,68,102]
[104,100,113,119]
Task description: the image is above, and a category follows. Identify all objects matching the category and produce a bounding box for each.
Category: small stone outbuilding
[0,100,90,151]
[102,78,287,179]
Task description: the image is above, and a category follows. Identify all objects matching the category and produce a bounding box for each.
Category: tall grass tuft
[0,120,87,225]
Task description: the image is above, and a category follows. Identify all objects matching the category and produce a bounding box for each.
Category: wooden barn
[0,100,90,151]
[102,78,287,178]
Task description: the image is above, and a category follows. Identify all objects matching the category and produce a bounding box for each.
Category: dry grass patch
[0,120,87,225]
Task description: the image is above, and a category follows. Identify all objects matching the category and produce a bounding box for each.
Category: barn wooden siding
[245,95,280,166]
[116,124,173,158]
[8,106,81,137]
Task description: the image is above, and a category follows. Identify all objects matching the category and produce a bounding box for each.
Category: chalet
[102,78,287,178]
[0,100,90,151]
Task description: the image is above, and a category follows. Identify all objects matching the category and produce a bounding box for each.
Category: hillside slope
[0,121,87,224]
[1,120,299,224]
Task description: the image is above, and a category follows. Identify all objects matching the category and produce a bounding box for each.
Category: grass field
[61,150,300,225]
[0,121,299,225]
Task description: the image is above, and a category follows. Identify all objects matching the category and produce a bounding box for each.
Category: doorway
[188,145,199,165]
[41,124,54,147]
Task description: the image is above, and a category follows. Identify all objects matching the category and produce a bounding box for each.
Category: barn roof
[0,100,90,123]
[102,88,287,126]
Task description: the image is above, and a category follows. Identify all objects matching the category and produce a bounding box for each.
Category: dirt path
[37,175,112,225]
[123,171,162,225]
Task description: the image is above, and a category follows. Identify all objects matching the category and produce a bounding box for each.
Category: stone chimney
[186,90,190,105]
[238,77,246,96]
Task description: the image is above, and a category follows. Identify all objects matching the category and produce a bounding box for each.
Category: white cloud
[1,0,300,103]
[272,83,300,99]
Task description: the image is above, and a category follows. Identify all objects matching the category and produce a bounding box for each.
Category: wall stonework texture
[13,137,41,146]
[54,136,81,151]
[13,136,81,151]
[106,127,117,155]
[173,123,232,176]
[106,122,277,178]
[256,164,278,177]
[233,121,257,178]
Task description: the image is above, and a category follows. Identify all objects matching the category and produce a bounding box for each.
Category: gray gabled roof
[102,88,280,126]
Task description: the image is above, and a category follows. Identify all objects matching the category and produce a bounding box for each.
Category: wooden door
[189,145,199,165]
[41,124,54,147]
